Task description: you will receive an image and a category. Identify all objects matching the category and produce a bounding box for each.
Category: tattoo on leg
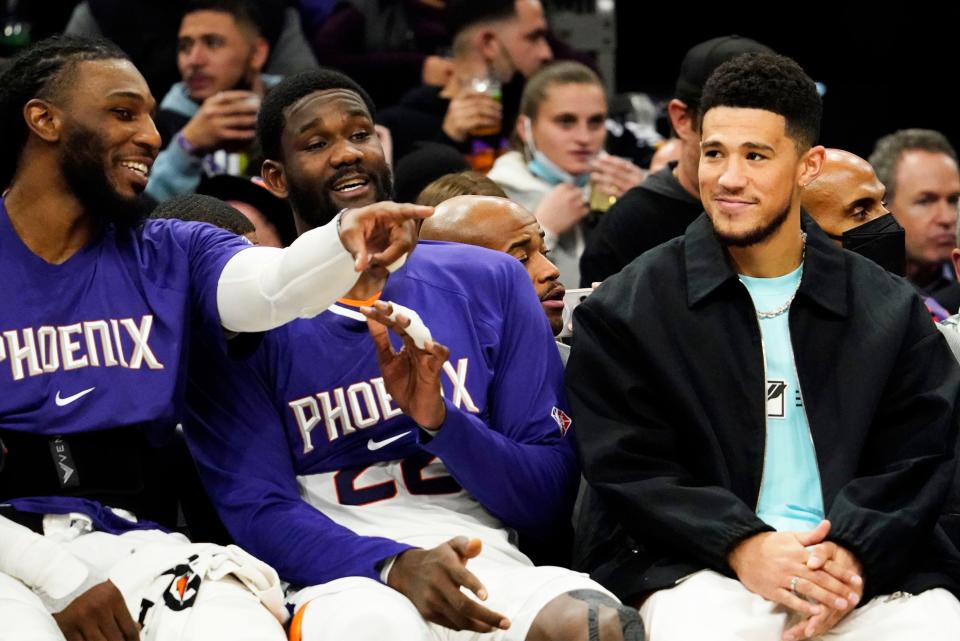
[566,589,644,641]
[588,603,601,641]
[616,606,644,641]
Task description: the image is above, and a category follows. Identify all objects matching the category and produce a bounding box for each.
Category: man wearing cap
[578,35,771,287]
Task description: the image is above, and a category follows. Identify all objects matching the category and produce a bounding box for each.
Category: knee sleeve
[293,579,429,641]
[566,589,645,641]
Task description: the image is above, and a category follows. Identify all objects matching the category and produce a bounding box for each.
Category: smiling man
[568,52,960,641]
[183,68,644,641]
[0,35,427,641]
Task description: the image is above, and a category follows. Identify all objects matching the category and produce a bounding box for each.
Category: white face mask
[522,117,588,187]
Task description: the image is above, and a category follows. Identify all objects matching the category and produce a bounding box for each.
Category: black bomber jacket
[567,212,960,604]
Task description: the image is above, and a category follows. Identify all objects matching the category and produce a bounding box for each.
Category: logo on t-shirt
[551,406,572,435]
[766,380,787,419]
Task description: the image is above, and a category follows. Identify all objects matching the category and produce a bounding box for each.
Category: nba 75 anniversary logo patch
[551,407,572,435]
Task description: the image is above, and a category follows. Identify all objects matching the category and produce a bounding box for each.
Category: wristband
[175,132,204,159]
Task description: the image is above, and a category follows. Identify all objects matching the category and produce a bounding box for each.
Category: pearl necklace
[754,232,806,320]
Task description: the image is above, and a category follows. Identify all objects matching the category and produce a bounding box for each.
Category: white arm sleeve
[217,216,359,333]
[0,515,88,601]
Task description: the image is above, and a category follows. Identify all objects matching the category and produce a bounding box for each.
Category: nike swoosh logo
[367,431,411,451]
[55,387,96,407]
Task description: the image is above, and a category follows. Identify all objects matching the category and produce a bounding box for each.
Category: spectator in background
[869,129,960,313]
[420,194,566,338]
[197,174,298,246]
[65,0,317,100]
[308,0,452,109]
[578,35,772,288]
[415,170,507,206]
[377,0,551,165]
[488,61,642,287]
[146,0,281,202]
[152,192,258,243]
[801,148,905,276]
[648,138,682,174]
[393,142,470,203]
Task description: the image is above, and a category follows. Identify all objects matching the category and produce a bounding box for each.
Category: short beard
[61,126,150,229]
[288,165,394,230]
[712,201,791,248]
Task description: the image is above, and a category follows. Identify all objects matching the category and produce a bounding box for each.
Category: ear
[517,116,532,146]
[260,159,288,199]
[23,98,62,143]
[952,248,960,284]
[667,99,696,142]
[798,145,826,189]
[250,37,270,74]
[478,27,500,61]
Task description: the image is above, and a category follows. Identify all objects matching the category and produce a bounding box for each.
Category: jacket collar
[684,211,848,317]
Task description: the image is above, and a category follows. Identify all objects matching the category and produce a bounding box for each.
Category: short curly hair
[256,68,376,162]
[699,52,821,150]
[0,35,128,190]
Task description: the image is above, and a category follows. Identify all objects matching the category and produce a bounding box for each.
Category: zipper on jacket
[738,281,769,509]
[789,326,825,517]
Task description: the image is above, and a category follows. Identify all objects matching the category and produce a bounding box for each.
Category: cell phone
[560,288,593,338]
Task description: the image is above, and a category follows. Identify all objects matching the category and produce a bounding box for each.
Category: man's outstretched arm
[217,202,432,333]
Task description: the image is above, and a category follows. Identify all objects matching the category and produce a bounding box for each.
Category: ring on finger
[790,576,801,597]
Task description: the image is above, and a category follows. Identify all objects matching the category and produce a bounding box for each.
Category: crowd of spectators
[1,1,959,640]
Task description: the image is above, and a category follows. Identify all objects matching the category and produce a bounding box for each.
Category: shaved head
[421,195,533,249]
[802,148,889,241]
[421,195,566,335]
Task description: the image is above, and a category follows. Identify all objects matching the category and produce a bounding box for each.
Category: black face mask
[827,213,906,276]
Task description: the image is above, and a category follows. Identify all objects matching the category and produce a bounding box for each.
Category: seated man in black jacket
[568,52,960,641]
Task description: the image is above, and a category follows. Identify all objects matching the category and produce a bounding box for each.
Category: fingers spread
[448,563,488,601]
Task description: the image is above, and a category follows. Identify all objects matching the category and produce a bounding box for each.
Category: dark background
[614,4,960,159]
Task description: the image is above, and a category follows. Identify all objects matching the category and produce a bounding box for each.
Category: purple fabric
[7,497,168,535]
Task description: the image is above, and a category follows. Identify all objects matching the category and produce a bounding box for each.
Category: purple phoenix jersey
[0,198,249,528]
[185,241,577,587]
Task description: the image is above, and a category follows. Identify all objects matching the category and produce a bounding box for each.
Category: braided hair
[0,35,129,190]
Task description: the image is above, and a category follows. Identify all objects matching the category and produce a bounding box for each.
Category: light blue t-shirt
[739,264,824,532]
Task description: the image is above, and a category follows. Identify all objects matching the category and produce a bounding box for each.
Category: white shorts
[0,523,286,641]
[640,569,960,641]
[290,552,616,641]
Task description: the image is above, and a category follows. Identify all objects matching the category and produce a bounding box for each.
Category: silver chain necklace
[754,232,806,320]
